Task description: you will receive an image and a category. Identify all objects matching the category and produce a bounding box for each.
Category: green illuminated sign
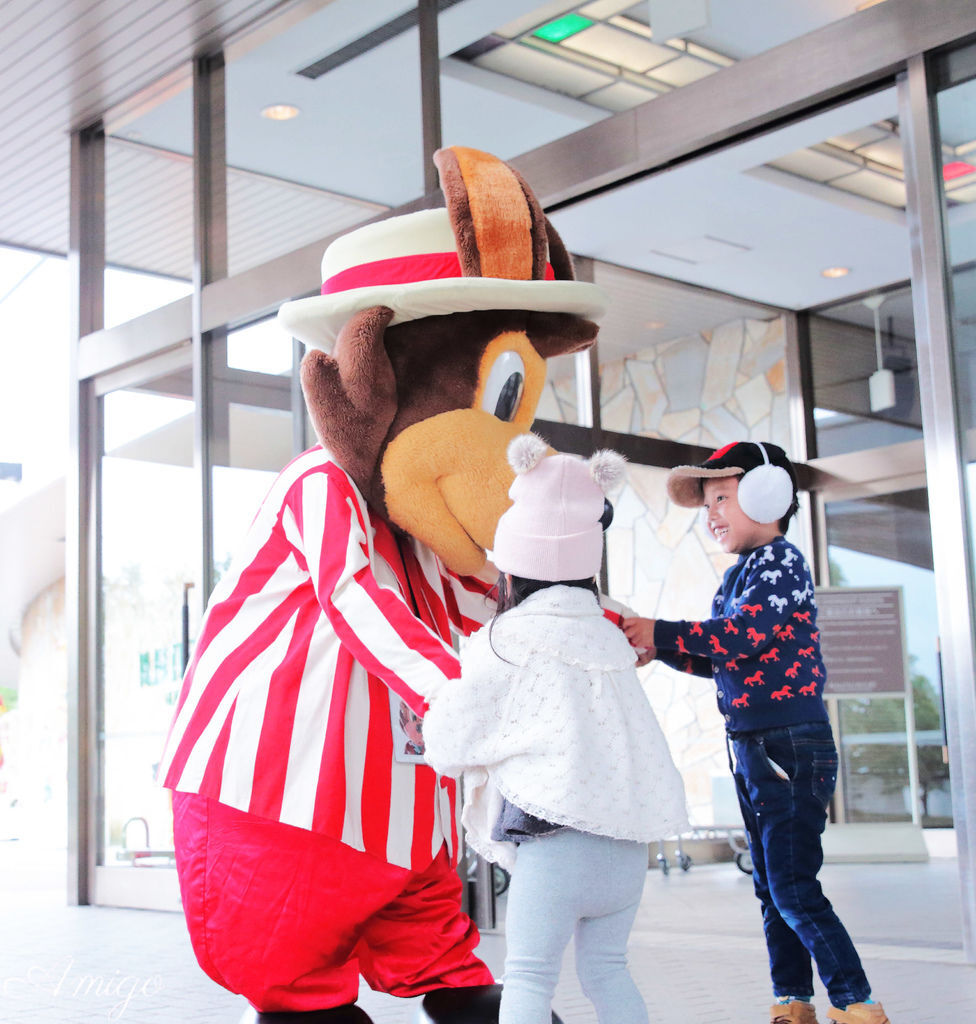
[533,13,593,43]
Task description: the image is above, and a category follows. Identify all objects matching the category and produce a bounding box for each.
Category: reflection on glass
[100,379,196,867]
[826,491,950,827]
[105,266,193,330]
[105,104,194,324]
[811,284,922,457]
[836,696,912,823]
[589,262,787,445]
[212,405,293,584]
[937,73,976,484]
[537,351,582,425]
[223,0,419,275]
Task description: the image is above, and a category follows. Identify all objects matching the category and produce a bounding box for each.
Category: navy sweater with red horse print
[653,536,829,734]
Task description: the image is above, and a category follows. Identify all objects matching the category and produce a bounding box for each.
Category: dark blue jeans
[730,721,871,1008]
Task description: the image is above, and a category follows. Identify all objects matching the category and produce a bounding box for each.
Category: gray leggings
[499,829,649,1024]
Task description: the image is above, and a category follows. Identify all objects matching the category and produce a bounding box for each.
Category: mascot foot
[240,1006,374,1024]
[416,984,563,1024]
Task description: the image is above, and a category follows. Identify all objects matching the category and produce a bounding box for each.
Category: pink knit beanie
[491,434,627,582]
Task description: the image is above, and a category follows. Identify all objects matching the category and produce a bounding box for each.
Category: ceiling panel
[0,0,290,257]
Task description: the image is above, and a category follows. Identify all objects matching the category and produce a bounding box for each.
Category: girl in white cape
[423,434,688,1024]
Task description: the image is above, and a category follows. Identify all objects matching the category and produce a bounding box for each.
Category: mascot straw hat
[278,146,607,351]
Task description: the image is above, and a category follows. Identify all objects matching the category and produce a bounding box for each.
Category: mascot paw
[240,1005,375,1023]
[415,984,563,1024]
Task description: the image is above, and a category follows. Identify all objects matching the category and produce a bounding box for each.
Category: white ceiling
[550,87,913,310]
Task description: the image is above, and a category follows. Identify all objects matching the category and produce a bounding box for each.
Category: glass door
[823,490,949,826]
[92,319,299,909]
[95,354,197,908]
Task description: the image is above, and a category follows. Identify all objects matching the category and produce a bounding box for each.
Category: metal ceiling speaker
[863,293,896,412]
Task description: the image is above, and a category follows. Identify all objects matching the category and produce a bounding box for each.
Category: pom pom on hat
[507,433,549,475]
[493,435,627,582]
[589,449,627,494]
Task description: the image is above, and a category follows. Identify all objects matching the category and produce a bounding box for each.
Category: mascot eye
[482,350,525,422]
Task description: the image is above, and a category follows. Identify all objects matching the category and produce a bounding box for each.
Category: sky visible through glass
[0,244,192,514]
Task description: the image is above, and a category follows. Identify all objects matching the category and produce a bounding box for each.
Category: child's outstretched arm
[654,545,805,662]
[622,616,713,677]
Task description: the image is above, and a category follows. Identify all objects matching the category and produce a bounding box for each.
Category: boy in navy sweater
[623,442,891,1024]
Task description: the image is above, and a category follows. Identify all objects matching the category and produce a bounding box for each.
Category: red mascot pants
[172,792,494,1012]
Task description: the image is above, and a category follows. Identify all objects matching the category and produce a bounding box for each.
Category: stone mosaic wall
[545,315,790,827]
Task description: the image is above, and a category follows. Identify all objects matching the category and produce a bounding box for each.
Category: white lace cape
[423,586,689,870]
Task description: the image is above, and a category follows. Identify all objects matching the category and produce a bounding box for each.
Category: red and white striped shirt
[159,446,495,870]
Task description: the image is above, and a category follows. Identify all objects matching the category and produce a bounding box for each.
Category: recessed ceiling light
[644,319,666,329]
[261,104,300,121]
[821,266,850,278]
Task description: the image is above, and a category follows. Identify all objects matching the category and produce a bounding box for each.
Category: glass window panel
[226,317,294,376]
[837,696,913,823]
[936,69,976,444]
[222,0,421,276]
[551,87,910,326]
[105,92,194,324]
[104,266,193,330]
[810,283,922,457]
[536,352,582,426]
[825,492,948,827]
[212,460,283,588]
[933,56,976,834]
[585,262,788,446]
[211,320,297,583]
[0,246,70,507]
[99,370,196,869]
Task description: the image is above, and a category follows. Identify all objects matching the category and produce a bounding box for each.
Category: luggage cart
[655,834,692,875]
[655,826,753,875]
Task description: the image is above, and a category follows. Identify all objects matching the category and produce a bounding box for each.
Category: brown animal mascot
[158,146,607,1024]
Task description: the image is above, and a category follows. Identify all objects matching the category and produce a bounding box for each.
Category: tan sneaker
[771,1001,820,1024]
[827,1002,890,1024]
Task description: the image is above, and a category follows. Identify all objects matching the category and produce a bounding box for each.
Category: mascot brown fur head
[278,146,607,575]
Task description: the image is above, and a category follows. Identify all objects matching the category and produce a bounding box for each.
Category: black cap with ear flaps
[667,441,798,525]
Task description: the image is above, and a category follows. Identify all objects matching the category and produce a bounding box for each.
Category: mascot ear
[434,146,550,282]
[301,305,397,495]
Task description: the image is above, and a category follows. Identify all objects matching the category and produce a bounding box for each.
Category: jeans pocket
[811,751,838,807]
[759,737,793,783]
[763,751,791,781]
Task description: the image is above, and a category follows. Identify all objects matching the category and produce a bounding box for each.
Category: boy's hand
[622,616,656,650]
[634,646,656,667]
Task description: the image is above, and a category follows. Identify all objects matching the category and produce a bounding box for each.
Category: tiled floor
[2,839,974,1023]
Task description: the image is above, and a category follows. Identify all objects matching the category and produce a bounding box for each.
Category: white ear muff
[736,443,794,524]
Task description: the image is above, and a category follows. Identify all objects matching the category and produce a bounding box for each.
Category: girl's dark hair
[487,574,599,662]
[493,573,598,613]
